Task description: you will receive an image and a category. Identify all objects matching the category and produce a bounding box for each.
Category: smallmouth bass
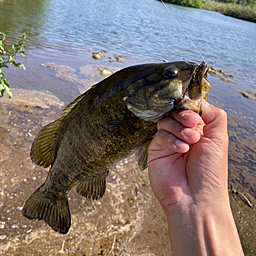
[22,61,210,234]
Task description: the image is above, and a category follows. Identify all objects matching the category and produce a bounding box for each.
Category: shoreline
[203,0,256,23]
[158,0,256,23]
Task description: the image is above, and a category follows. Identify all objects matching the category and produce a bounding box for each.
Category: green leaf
[2,84,12,98]
[13,62,26,70]
[0,31,26,98]
[0,62,8,68]
[0,81,4,90]
[0,45,6,54]
[0,82,6,97]
[19,50,25,56]
[8,55,14,63]
[1,75,12,98]
[0,32,6,41]
[1,73,9,86]
[5,85,12,98]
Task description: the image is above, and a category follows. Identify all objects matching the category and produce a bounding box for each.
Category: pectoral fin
[124,95,175,123]
[135,140,151,171]
[30,118,62,167]
[76,170,109,200]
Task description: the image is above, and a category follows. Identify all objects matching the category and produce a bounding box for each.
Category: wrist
[166,195,230,233]
[162,185,231,222]
[166,198,244,256]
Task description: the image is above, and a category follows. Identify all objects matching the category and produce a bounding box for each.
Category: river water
[0,0,256,89]
[0,0,256,112]
[0,0,256,255]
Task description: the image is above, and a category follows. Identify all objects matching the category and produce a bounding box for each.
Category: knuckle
[156,119,163,131]
[167,136,172,145]
[218,108,227,119]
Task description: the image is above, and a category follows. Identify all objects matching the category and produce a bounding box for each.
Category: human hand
[147,101,244,256]
[147,100,229,215]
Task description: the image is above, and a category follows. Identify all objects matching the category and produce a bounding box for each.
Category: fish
[22,61,211,234]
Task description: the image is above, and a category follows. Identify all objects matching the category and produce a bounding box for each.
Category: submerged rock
[98,67,114,77]
[0,89,64,109]
[42,63,120,94]
[92,52,104,60]
[235,90,256,101]
[208,66,236,84]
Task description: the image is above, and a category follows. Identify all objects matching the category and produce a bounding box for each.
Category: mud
[89,49,124,63]
[234,90,256,101]
[42,63,120,95]
[0,65,255,256]
[208,66,236,84]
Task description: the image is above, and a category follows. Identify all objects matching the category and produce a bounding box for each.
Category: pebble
[92,52,104,60]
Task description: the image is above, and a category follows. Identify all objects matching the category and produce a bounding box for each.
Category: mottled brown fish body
[22,61,210,234]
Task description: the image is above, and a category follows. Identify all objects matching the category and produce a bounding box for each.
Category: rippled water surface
[0,0,256,85]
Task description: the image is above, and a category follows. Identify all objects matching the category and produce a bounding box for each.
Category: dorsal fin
[30,93,86,167]
[61,93,85,117]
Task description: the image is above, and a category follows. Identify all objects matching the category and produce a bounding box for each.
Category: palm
[147,143,201,207]
[147,107,228,210]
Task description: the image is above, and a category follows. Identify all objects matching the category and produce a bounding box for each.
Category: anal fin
[76,170,109,200]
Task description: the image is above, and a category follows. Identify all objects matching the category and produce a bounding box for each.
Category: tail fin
[22,184,71,234]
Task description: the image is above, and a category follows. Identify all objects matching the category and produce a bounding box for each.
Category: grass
[159,0,256,23]
[203,0,256,22]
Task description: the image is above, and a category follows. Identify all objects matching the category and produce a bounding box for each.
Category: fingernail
[174,140,183,148]
[181,112,197,123]
[174,140,190,152]
[182,129,195,139]
[181,113,188,121]
[202,99,210,105]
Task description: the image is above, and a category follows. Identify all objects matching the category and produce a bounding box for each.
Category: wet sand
[0,59,256,255]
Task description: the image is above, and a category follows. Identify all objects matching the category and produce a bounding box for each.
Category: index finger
[167,109,202,128]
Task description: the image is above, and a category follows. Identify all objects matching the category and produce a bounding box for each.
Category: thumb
[201,100,228,146]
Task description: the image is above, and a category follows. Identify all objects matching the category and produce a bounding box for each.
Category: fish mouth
[196,61,209,88]
[176,62,210,113]
[124,61,209,122]
[150,65,197,107]
[190,61,209,95]
[184,61,209,99]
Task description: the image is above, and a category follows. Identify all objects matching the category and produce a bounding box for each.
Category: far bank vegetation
[158,0,256,23]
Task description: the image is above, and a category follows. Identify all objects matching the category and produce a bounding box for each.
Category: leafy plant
[160,0,203,8]
[159,0,256,22]
[0,32,26,99]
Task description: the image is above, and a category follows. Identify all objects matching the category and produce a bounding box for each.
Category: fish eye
[163,70,178,79]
